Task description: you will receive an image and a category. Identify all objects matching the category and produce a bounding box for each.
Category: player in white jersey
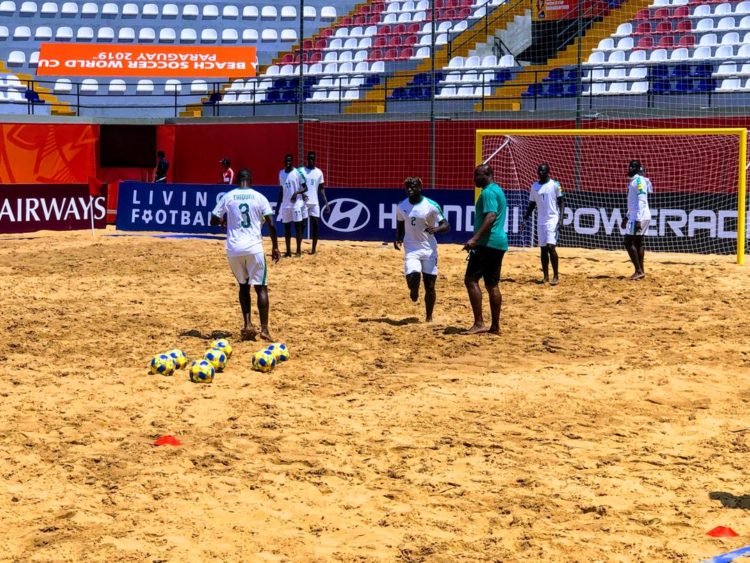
[394,177,450,322]
[523,163,564,285]
[275,153,308,257]
[211,169,281,342]
[301,151,330,255]
[621,159,651,280]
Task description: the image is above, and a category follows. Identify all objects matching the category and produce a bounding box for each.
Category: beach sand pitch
[1,230,750,562]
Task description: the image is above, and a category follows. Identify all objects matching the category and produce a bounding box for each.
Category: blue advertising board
[116,182,532,246]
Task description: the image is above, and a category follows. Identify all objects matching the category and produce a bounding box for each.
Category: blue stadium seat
[521,83,543,98]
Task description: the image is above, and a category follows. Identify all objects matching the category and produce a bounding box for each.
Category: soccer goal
[476,128,748,264]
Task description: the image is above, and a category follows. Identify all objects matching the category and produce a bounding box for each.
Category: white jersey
[627,174,651,222]
[301,166,324,206]
[212,188,273,257]
[396,196,446,254]
[278,167,306,211]
[529,179,563,227]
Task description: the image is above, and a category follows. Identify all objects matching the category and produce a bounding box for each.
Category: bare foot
[259,329,274,342]
[537,278,547,285]
[284,252,292,258]
[462,324,489,335]
[409,288,419,302]
[488,327,501,336]
[308,249,317,255]
[425,317,433,323]
[550,277,559,286]
[630,272,645,281]
[240,326,257,341]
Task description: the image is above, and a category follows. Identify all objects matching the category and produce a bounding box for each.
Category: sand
[1,229,750,562]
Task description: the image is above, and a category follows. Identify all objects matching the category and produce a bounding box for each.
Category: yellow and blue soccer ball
[210,338,232,359]
[265,342,289,363]
[167,349,188,369]
[204,348,228,372]
[252,350,276,373]
[150,354,176,376]
[189,359,215,383]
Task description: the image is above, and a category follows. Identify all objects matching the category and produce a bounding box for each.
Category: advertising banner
[0,184,107,234]
[115,183,745,254]
[37,44,257,78]
[533,0,578,20]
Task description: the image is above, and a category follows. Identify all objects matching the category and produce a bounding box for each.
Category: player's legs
[482,248,505,335]
[547,245,559,285]
[242,252,271,340]
[623,234,643,280]
[404,252,423,301]
[637,237,645,273]
[293,220,304,256]
[308,204,321,254]
[254,285,273,341]
[422,273,437,322]
[463,248,488,334]
[540,247,550,283]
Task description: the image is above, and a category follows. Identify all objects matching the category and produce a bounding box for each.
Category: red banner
[37,44,257,78]
[534,0,578,20]
[0,185,107,233]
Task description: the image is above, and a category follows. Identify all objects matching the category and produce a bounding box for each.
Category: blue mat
[104,233,224,240]
[704,545,750,563]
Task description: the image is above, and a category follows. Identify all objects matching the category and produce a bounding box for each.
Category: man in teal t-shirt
[463,164,508,335]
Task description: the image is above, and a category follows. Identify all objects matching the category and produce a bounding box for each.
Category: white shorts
[626,219,650,236]
[538,223,558,247]
[280,206,305,224]
[306,202,320,218]
[404,249,438,276]
[227,252,267,286]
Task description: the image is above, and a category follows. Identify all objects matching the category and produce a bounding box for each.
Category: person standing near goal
[622,159,651,281]
[211,169,281,342]
[523,163,564,285]
[276,153,308,258]
[463,164,508,335]
[301,151,330,255]
[394,177,451,322]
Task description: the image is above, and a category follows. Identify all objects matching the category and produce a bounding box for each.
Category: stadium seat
[242,29,258,42]
[101,2,117,15]
[108,79,126,93]
[19,0,35,14]
[8,50,25,65]
[631,81,648,94]
[0,0,14,13]
[13,25,30,39]
[55,25,73,39]
[53,78,72,93]
[717,77,741,91]
[699,33,717,46]
[181,28,197,42]
[97,26,114,40]
[221,29,238,42]
[696,18,713,32]
[77,26,94,40]
[40,1,56,14]
[164,79,181,93]
[202,4,218,18]
[122,3,137,16]
[35,25,52,39]
[191,80,208,94]
[715,45,734,58]
[614,22,632,36]
[142,3,158,17]
[261,29,278,41]
[678,35,695,48]
[139,28,156,42]
[281,29,297,41]
[80,78,98,93]
[60,1,76,15]
[714,2,732,16]
[135,79,153,94]
[261,5,277,19]
[242,5,258,18]
[182,3,198,18]
[158,27,176,42]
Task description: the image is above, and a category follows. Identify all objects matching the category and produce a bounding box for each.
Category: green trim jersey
[627,174,652,222]
[302,166,324,206]
[212,188,272,257]
[279,167,306,211]
[474,182,508,251]
[530,179,563,227]
[396,196,446,254]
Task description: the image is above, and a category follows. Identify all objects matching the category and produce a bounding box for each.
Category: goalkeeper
[621,159,651,281]
[523,163,564,285]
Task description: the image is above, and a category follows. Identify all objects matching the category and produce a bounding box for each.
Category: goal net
[477,129,748,263]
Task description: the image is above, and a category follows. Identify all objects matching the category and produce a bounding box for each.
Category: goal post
[475,128,748,264]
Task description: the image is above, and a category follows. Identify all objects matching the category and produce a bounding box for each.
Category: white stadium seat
[223,5,238,18]
[122,3,137,16]
[136,79,153,94]
[80,78,98,93]
[162,3,178,17]
[55,25,73,39]
[0,0,15,13]
[180,28,197,41]
[142,3,158,17]
[13,25,30,39]
[54,78,72,93]
[191,80,208,93]
[182,3,198,17]
[77,26,94,40]
[8,50,25,65]
[631,81,648,94]
[261,29,277,41]
[321,6,336,20]
[60,1,76,14]
[139,27,155,41]
[101,2,117,15]
[281,29,297,41]
[201,28,217,42]
[109,79,126,93]
[281,5,296,19]
[243,5,258,18]
[304,5,316,19]
[717,77,741,91]
[159,28,176,42]
[81,2,97,15]
[20,1,36,14]
[35,25,52,39]
[40,2,56,14]
[221,28,238,42]
[261,5,277,18]
[242,29,258,41]
[118,27,135,41]
[164,79,181,93]
[97,26,114,40]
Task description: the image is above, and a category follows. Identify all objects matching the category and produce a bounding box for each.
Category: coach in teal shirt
[463,164,508,335]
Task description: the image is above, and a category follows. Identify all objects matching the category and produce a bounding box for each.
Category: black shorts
[465,245,505,287]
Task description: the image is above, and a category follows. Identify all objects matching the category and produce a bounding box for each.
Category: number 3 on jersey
[239,203,251,228]
[410,217,416,226]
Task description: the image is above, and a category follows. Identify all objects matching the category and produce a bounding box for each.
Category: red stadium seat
[371,2,385,13]
[320,28,333,38]
[658,35,674,48]
[447,0,459,8]
[384,48,398,60]
[314,38,327,49]
[392,23,406,35]
[340,16,353,27]
[374,35,387,47]
[635,35,654,49]
[672,5,689,17]
[367,14,380,24]
[407,22,421,33]
[302,39,313,50]
[675,19,692,32]
[678,34,695,47]
[400,47,414,59]
[656,21,672,33]
[378,24,391,35]
[634,22,652,34]
[654,7,669,19]
[281,53,294,64]
[435,0,446,8]
[634,8,650,20]
[309,51,322,63]
[440,8,456,20]
[353,14,366,26]
[404,34,418,46]
[457,6,471,18]
[369,48,383,60]
[388,35,402,47]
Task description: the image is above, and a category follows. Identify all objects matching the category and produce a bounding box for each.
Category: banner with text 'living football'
[0,184,107,234]
[37,44,257,78]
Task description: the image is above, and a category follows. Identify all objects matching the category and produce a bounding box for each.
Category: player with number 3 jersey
[211,169,280,342]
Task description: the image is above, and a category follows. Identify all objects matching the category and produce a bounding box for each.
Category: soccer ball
[265,342,289,363]
[252,350,276,373]
[150,354,176,376]
[167,349,188,369]
[204,348,228,372]
[210,338,232,359]
[189,359,215,383]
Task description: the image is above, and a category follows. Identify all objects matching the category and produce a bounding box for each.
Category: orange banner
[37,44,257,78]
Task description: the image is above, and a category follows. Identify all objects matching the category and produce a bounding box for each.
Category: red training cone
[707,526,739,538]
[153,435,181,446]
